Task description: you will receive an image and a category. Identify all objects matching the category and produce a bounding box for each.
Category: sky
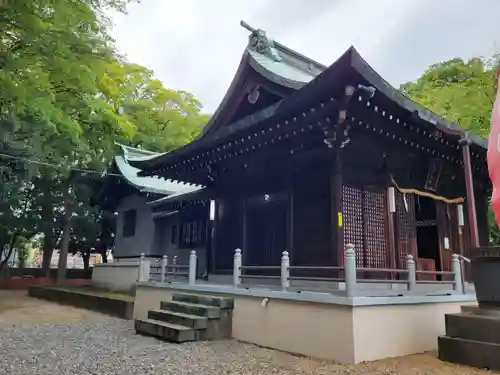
[110,0,500,113]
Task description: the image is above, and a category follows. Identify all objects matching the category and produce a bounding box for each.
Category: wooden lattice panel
[395,192,417,267]
[363,189,388,269]
[342,185,364,267]
[343,185,388,268]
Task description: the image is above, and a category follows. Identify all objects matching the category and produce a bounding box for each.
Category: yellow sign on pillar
[338,212,343,228]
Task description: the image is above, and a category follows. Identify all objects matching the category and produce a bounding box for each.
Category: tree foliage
[401,56,498,137]
[0,0,210,276]
[401,56,499,243]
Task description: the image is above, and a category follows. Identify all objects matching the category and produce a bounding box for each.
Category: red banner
[487,68,500,226]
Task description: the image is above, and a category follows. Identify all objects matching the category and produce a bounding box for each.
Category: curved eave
[201,47,319,139]
[247,50,316,90]
[348,47,487,149]
[129,46,487,175]
[115,156,201,195]
[147,187,207,207]
[200,51,252,138]
[282,46,487,149]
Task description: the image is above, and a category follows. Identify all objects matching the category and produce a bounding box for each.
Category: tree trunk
[41,234,54,276]
[56,193,73,285]
[0,233,18,273]
[82,251,90,270]
[101,245,108,263]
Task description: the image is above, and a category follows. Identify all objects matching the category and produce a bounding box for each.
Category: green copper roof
[114,143,203,195]
[242,21,324,88]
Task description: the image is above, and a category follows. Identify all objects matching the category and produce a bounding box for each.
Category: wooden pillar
[241,198,248,259]
[209,200,218,275]
[384,154,396,271]
[459,138,479,248]
[288,189,295,263]
[386,190,397,271]
[330,150,343,265]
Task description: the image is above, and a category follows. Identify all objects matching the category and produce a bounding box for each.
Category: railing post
[233,248,242,288]
[406,254,416,291]
[459,258,466,294]
[344,244,357,297]
[172,255,178,276]
[160,255,168,283]
[281,251,290,291]
[189,250,197,286]
[452,253,462,293]
[138,253,151,282]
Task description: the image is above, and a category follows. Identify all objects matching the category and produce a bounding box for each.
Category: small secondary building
[95,144,205,267]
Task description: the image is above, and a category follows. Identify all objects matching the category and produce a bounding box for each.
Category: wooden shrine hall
[129,21,490,278]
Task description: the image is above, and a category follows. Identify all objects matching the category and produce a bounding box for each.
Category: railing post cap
[406,254,414,260]
[163,255,168,259]
[282,251,289,256]
[345,244,355,255]
[235,248,242,254]
[190,249,196,255]
[140,253,145,259]
[452,253,459,261]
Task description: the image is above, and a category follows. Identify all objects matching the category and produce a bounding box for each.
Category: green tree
[401,56,499,244]
[401,56,497,137]
[0,0,137,278]
[100,62,210,152]
[0,0,210,281]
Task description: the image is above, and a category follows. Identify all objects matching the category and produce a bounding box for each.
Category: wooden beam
[331,150,343,265]
[459,138,479,248]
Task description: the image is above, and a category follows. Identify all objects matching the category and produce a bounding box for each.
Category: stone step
[172,293,234,309]
[148,309,208,329]
[135,319,196,343]
[438,335,500,371]
[160,300,221,319]
[461,305,500,317]
[445,313,500,344]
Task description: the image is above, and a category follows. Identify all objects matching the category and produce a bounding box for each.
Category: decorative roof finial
[240,20,282,62]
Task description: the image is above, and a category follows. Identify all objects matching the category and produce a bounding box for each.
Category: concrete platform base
[439,306,500,370]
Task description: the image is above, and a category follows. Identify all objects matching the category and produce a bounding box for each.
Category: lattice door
[343,185,388,268]
[395,192,417,268]
[363,189,388,269]
[342,186,364,267]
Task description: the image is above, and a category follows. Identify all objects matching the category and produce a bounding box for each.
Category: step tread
[450,312,500,321]
[172,293,234,309]
[149,309,208,321]
[175,292,232,300]
[440,335,500,346]
[163,300,221,310]
[137,318,194,331]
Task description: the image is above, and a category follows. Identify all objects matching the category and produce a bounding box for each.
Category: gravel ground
[0,291,492,375]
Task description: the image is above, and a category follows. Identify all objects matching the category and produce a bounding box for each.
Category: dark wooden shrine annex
[126,21,490,278]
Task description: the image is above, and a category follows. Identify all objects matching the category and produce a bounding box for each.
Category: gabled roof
[113,143,203,195]
[200,21,325,139]
[129,31,487,177]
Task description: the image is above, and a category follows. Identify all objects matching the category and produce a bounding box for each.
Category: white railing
[138,250,197,286]
[457,254,471,294]
[232,244,465,297]
[136,246,467,297]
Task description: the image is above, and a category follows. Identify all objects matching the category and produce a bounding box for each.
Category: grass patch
[0,302,19,313]
[53,285,135,302]
[99,291,135,302]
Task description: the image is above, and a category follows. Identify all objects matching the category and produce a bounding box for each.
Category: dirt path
[0,290,492,374]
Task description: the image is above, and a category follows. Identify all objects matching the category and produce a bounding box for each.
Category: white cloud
[110,0,500,113]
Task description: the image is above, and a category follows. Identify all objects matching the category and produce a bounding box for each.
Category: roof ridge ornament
[240,20,282,62]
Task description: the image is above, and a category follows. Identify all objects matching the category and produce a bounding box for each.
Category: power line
[0,152,122,177]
